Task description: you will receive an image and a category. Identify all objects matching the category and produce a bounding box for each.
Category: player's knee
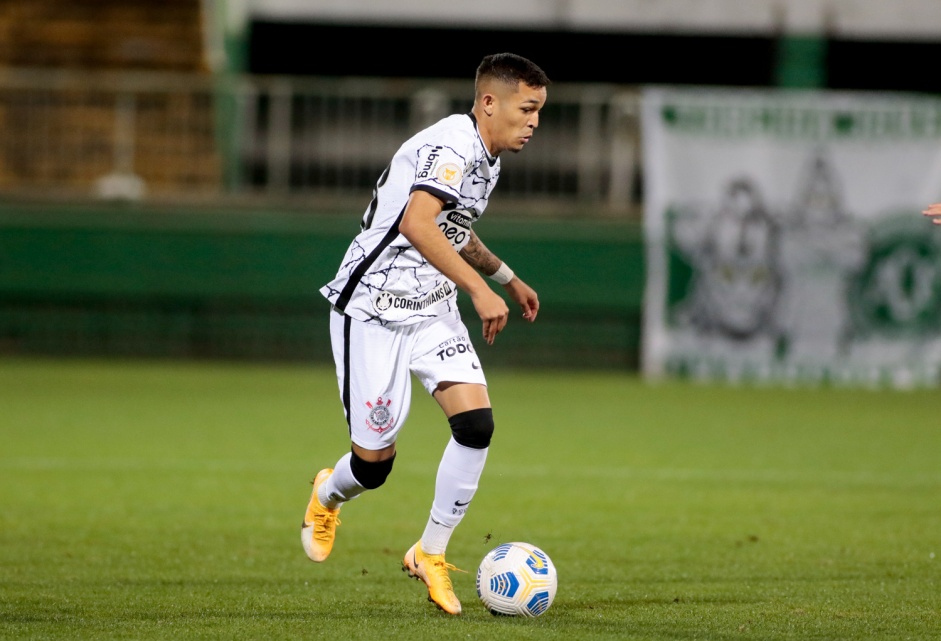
[349,450,395,489]
[448,407,494,449]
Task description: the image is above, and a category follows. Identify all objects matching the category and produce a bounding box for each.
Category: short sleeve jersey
[320,113,500,325]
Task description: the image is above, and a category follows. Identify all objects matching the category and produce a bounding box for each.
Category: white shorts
[329,307,487,450]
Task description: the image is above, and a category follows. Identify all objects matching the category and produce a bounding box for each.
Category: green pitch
[1,357,938,640]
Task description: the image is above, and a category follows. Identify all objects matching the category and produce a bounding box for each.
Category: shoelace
[429,559,467,588]
[313,511,340,541]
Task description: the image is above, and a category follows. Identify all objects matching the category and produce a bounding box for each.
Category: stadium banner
[641,87,941,388]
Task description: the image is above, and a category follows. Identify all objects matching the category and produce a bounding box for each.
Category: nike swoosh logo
[471,362,480,370]
[454,499,471,507]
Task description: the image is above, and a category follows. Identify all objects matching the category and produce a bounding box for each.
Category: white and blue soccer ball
[476,541,558,617]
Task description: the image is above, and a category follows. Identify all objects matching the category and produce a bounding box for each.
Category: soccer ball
[476,542,558,617]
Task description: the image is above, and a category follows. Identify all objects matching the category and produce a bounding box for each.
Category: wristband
[489,262,515,285]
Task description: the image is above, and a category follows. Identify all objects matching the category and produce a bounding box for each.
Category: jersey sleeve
[410,137,473,203]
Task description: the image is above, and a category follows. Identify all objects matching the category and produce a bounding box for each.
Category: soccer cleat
[401,541,465,615]
[301,468,341,562]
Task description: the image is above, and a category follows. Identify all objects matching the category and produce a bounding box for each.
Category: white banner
[641,87,941,388]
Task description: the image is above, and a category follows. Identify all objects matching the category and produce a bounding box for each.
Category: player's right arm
[461,230,539,323]
[399,190,509,344]
[923,203,941,225]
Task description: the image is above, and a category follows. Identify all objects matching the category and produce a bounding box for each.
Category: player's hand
[923,203,941,225]
[471,288,510,345]
[503,278,539,323]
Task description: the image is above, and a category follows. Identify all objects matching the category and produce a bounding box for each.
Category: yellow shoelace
[313,512,340,541]
[429,559,467,588]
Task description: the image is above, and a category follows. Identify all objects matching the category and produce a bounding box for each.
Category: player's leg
[302,310,412,562]
[422,382,492,552]
[402,311,491,614]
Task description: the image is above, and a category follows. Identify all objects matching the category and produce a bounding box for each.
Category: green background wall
[0,202,645,369]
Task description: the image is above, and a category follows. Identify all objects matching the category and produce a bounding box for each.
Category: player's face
[489,82,547,155]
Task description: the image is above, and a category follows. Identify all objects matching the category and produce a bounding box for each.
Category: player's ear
[481,92,496,117]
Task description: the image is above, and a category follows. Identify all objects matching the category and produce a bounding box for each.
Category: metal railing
[0,68,643,216]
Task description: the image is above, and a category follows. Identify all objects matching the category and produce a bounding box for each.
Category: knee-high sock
[421,437,488,554]
[318,452,366,509]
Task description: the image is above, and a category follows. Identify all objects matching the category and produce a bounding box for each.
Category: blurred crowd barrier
[0,67,643,217]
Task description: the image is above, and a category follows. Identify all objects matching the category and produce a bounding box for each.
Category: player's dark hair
[476,53,550,91]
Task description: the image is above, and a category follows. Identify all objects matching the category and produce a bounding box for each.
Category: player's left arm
[923,203,941,225]
[461,230,539,322]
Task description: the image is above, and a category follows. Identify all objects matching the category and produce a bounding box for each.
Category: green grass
[1,356,939,640]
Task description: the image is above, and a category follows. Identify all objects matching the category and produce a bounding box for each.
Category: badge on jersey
[435,162,462,186]
[371,282,456,315]
[416,145,463,187]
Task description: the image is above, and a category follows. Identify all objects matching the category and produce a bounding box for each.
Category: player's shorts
[329,307,487,450]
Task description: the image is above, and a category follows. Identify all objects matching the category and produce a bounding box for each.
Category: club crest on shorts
[365,396,395,433]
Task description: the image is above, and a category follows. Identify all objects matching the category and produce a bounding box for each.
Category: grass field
[1,356,939,640]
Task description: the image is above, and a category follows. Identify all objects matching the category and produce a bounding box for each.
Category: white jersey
[320,113,500,325]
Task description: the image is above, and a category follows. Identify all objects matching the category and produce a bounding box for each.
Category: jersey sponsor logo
[435,162,462,186]
[370,282,455,314]
[365,396,395,434]
[446,211,473,228]
[416,146,443,179]
[435,335,475,361]
[438,220,469,247]
[438,209,473,249]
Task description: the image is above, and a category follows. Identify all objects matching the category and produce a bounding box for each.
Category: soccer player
[301,53,550,615]
[923,203,941,224]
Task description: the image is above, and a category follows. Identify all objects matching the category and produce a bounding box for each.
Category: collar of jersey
[467,113,498,166]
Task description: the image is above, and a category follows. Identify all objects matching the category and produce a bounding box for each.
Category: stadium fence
[0,67,643,217]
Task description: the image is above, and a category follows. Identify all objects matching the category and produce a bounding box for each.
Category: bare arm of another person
[398,190,509,344]
[460,230,539,323]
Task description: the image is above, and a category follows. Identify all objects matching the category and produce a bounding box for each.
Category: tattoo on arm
[460,231,502,276]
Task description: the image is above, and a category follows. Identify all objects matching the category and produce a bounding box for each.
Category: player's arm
[399,190,509,344]
[461,230,539,323]
[923,203,941,225]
